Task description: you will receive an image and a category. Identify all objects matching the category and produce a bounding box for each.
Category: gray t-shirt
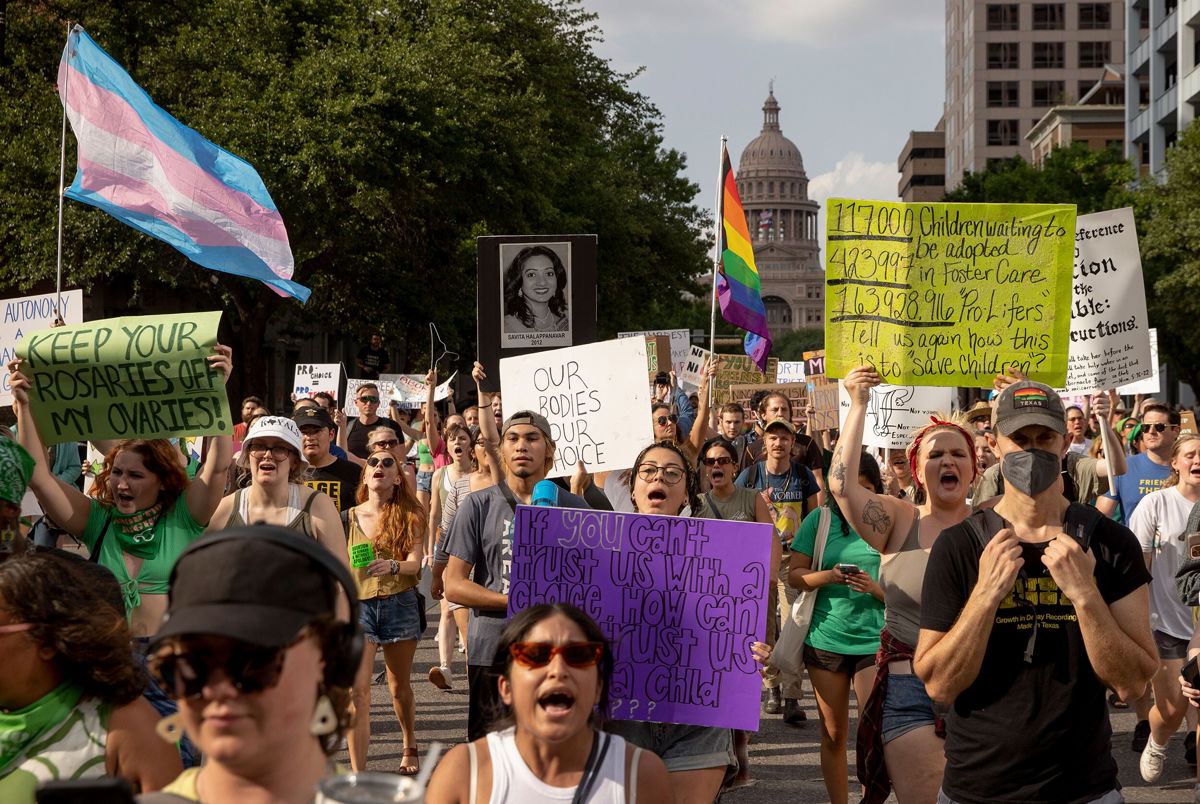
[444,482,589,667]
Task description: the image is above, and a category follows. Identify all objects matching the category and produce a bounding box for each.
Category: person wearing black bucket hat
[143,525,363,803]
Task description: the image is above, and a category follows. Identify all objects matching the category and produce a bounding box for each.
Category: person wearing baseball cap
[145,526,362,802]
[294,407,360,512]
[207,416,349,571]
[915,380,1156,804]
[443,406,590,741]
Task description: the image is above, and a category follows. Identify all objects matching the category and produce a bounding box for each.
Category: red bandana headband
[907,416,978,489]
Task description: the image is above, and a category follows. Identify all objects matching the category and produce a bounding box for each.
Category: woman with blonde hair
[344,445,426,774]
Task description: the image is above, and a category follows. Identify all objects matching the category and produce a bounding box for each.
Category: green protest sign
[16,312,231,443]
[349,542,374,568]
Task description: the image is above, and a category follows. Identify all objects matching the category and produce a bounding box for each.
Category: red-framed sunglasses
[509,641,604,669]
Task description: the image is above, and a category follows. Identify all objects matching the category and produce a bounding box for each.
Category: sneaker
[429,665,452,690]
[1140,738,1169,783]
[1132,719,1150,752]
[1187,732,1197,767]
[762,687,782,715]
[782,698,806,726]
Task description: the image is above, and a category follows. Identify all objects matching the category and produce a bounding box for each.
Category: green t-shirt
[791,506,885,656]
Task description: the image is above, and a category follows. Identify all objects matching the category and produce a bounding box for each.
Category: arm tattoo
[830,448,847,483]
[861,498,892,535]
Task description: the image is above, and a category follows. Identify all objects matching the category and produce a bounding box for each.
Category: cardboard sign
[837,382,956,449]
[1182,410,1197,436]
[806,373,840,432]
[1117,328,1161,395]
[776,361,805,383]
[500,338,654,477]
[292,363,340,401]
[728,383,807,426]
[1057,208,1152,393]
[509,505,772,731]
[16,311,230,443]
[344,378,396,418]
[1,289,84,405]
[825,199,1075,386]
[618,329,692,374]
[643,335,672,382]
[678,345,711,391]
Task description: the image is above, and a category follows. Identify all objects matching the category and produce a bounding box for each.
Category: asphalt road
[345,600,1200,803]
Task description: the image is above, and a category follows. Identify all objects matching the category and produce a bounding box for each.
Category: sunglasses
[150,637,300,700]
[357,396,380,404]
[701,456,734,467]
[246,445,293,460]
[370,439,400,450]
[654,414,679,427]
[367,456,396,468]
[636,463,685,485]
[1145,423,1178,433]
[509,641,604,669]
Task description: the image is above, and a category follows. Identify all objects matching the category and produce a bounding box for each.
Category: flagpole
[708,136,726,409]
[55,22,71,320]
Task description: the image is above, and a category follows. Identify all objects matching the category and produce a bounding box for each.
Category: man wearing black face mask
[913,381,1157,804]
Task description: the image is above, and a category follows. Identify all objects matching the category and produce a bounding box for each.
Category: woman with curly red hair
[344,443,426,775]
[828,365,977,804]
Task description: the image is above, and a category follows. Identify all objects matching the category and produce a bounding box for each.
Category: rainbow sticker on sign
[1013,387,1049,406]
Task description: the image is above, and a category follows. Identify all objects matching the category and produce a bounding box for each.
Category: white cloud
[808,153,900,243]
[587,0,942,48]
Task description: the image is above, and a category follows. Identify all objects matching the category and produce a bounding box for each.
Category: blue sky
[583,0,946,228]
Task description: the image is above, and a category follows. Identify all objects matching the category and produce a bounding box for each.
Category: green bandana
[111,502,166,559]
[0,439,33,507]
[0,681,85,777]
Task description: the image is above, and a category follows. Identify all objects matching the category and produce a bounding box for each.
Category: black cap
[502,410,554,441]
[991,381,1067,437]
[653,371,671,386]
[151,527,341,648]
[293,406,335,430]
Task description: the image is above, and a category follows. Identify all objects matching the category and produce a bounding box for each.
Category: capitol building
[733,90,823,334]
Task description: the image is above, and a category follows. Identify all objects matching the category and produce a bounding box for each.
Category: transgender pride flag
[57,26,309,302]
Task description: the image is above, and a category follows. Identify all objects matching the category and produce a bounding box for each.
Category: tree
[944,143,1134,213]
[0,0,710,401]
[771,327,823,361]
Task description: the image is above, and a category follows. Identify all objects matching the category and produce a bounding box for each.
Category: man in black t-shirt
[356,333,391,380]
[295,408,361,511]
[914,381,1156,804]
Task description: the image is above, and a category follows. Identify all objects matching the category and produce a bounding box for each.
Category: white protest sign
[777,361,806,383]
[0,290,84,405]
[345,378,396,418]
[500,338,654,477]
[838,381,955,450]
[390,371,457,408]
[678,345,712,391]
[1118,328,1161,395]
[618,329,691,373]
[292,363,341,401]
[1056,208,1152,393]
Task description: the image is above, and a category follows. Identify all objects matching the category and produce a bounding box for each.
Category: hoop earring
[310,693,337,736]
[156,711,185,743]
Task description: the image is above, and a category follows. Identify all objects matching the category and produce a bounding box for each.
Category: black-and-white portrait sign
[499,241,572,348]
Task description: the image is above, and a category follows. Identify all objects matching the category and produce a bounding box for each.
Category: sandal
[399,746,420,776]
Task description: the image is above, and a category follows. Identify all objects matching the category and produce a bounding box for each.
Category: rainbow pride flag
[717,145,772,370]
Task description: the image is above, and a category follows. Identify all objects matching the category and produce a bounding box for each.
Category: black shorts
[803,643,876,676]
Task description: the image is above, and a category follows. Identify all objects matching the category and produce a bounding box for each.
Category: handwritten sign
[825,199,1075,386]
[618,329,691,374]
[509,505,771,730]
[16,312,230,443]
[643,335,672,383]
[1,290,84,405]
[1117,328,1161,395]
[389,372,457,408]
[678,345,711,391]
[292,363,340,401]
[837,382,955,449]
[345,378,396,418]
[1057,208,1152,393]
[804,350,826,377]
[776,361,805,383]
[500,338,653,477]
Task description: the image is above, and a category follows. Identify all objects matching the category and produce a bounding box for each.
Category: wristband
[390,559,399,575]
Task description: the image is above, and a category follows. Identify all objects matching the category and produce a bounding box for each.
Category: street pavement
[347,598,1199,802]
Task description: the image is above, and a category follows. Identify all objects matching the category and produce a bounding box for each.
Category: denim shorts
[882,672,937,743]
[416,470,433,493]
[359,589,421,644]
[605,721,734,772]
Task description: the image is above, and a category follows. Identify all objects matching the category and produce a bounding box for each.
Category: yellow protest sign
[824,200,1075,386]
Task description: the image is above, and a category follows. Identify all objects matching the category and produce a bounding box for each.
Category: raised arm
[688,360,716,456]
[6,359,92,536]
[472,361,504,477]
[184,345,234,525]
[828,366,910,552]
[1090,391,1126,479]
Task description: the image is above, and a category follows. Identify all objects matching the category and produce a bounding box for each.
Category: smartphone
[1187,532,1200,560]
[1183,656,1200,688]
[37,778,135,804]
[836,563,860,575]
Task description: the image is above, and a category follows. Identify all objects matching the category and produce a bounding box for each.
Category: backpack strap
[1063,502,1103,552]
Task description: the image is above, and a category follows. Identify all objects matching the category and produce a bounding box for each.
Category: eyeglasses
[150,636,302,700]
[370,439,399,450]
[654,414,678,427]
[357,396,380,404]
[701,456,734,467]
[246,445,293,460]
[0,622,33,635]
[636,463,685,485]
[509,641,604,669]
[1146,423,1178,433]
[367,456,396,468]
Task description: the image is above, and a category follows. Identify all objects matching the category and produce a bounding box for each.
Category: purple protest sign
[508,505,772,731]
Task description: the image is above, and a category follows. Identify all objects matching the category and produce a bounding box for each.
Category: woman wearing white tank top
[425,603,670,803]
